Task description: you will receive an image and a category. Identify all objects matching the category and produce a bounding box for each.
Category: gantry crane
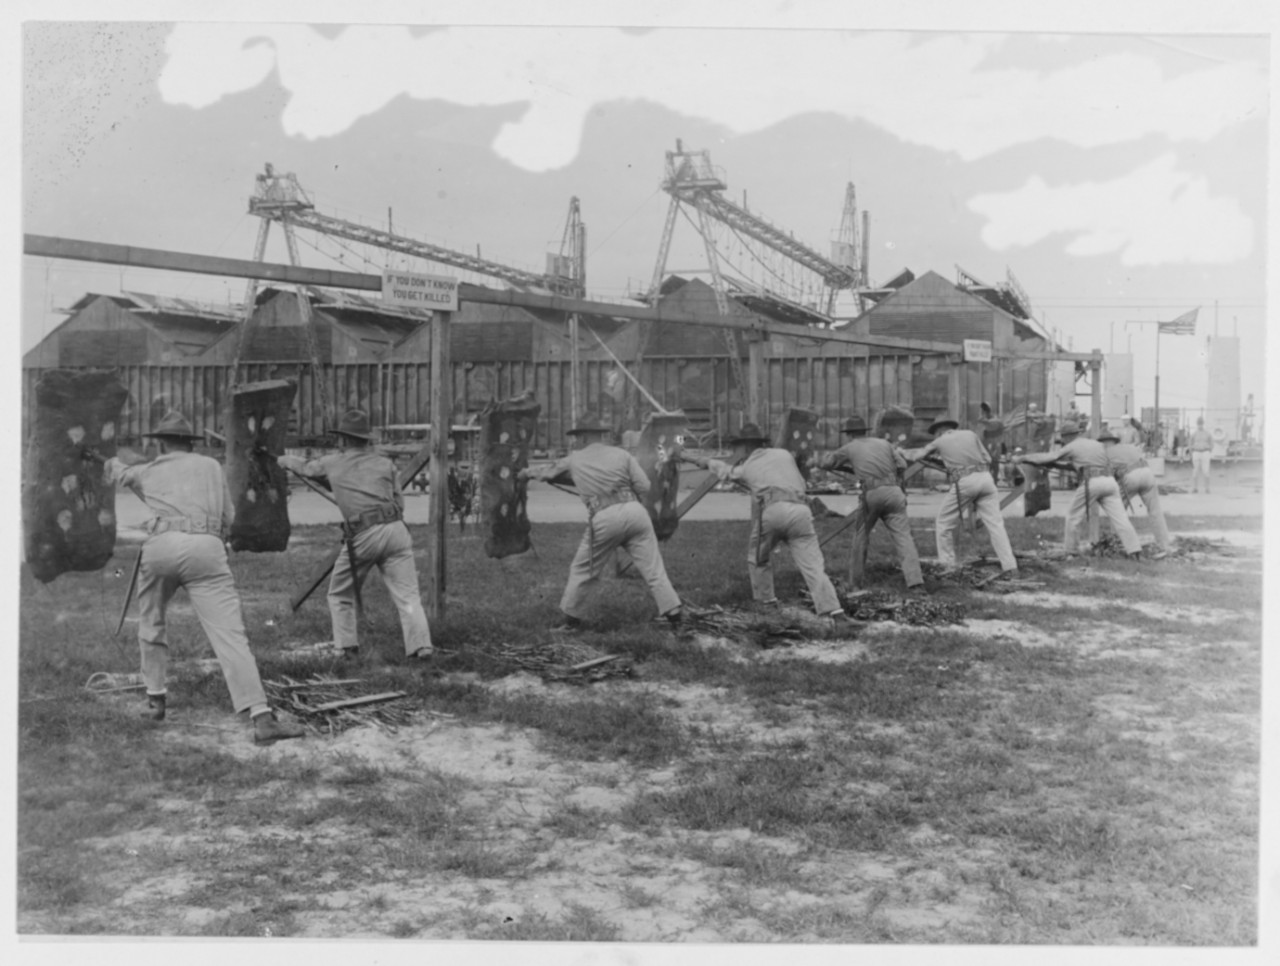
[646,141,866,314]
[640,141,870,423]
[227,163,588,427]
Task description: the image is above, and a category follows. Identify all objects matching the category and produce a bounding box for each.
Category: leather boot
[142,693,166,721]
[253,712,305,745]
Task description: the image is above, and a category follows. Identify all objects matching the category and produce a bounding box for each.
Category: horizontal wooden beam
[24,233,1091,361]
[25,234,378,292]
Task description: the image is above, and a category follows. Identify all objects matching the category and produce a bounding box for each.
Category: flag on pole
[1158,308,1198,335]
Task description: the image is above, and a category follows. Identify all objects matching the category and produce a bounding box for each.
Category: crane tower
[645,141,867,316]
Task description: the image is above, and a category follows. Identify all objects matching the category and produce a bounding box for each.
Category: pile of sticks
[1087,535,1202,559]
[839,589,968,626]
[264,674,418,735]
[910,560,1047,592]
[1173,535,1239,556]
[492,641,634,684]
[682,605,819,648]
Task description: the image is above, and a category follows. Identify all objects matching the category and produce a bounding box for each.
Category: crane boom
[666,186,859,290]
[247,165,582,296]
[658,144,861,291]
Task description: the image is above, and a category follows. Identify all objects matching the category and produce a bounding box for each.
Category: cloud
[966,155,1254,265]
[156,25,1267,172]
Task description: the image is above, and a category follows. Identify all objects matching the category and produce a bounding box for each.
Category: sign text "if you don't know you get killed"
[381,270,458,312]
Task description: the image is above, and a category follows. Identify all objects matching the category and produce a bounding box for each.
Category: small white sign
[963,339,993,362]
[382,270,458,311]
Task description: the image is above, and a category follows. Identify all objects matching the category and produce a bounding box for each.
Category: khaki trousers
[136,532,267,713]
[1121,467,1171,550]
[749,501,842,615]
[1064,476,1142,554]
[329,520,432,655]
[849,486,923,588]
[561,502,681,618]
[1191,451,1212,491]
[935,472,1017,572]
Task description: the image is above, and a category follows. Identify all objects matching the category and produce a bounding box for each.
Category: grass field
[16,511,1262,943]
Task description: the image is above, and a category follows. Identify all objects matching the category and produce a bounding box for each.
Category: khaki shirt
[1105,443,1146,476]
[106,451,234,531]
[903,429,990,473]
[1023,436,1110,473]
[707,447,806,498]
[280,450,404,521]
[530,442,651,502]
[818,437,904,488]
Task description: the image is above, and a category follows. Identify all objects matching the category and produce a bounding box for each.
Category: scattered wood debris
[264,674,417,735]
[493,639,634,683]
[681,604,821,649]
[1088,534,1234,559]
[838,589,968,626]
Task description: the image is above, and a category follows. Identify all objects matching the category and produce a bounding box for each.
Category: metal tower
[646,141,865,310]
[642,141,868,423]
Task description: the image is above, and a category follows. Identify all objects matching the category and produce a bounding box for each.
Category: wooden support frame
[427,310,452,622]
[23,235,1103,363]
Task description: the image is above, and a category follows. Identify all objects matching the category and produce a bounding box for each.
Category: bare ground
[22,534,1262,944]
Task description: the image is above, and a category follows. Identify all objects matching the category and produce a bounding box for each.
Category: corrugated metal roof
[132,313,238,352]
[122,291,243,320]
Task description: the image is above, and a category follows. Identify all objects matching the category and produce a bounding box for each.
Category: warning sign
[963,339,993,363]
[382,270,458,311]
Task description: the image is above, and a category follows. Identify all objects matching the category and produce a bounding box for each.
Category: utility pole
[1125,318,1161,439]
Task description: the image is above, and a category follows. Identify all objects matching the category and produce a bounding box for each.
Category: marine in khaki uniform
[279,410,433,660]
[689,423,852,625]
[104,411,304,744]
[815,414,924,592]
[1098,431,1171,552]
[901,416,1018,575]
[521,415,684,631]
[1020,423,1143,558]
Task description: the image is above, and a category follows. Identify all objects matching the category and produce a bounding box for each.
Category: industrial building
[23,151,1081,452]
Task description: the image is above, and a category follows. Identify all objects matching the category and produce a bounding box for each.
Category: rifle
[283,465,364,620]
[114,548,143,638]
[289,445,432,612]
[674,454,748,518]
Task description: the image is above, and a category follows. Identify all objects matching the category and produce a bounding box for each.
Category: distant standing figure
[1116,414,1143,446]
[690,423,852,625]
[105,411,305,744]
[814,414,923,592]
[279,409,433,661]
[900,417,1018,577]
[1099,431,1171,552]
[1189,417,1214,493]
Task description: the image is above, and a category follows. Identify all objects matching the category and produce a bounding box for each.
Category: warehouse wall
[25,354,1049,453]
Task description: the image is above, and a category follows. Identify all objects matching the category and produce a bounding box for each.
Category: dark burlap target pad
[636,411,689,541]
[773,408,820,480]
[480,392,541,559]
[875,405,917,445]
[1022,463,1053,517]
[23,369,129,582]
[226,379,296,552]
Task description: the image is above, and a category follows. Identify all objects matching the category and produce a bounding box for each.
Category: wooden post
[1090,350,1104,438]
[568,314,580,424]
[747,338,765,427]
[427,310,452,621]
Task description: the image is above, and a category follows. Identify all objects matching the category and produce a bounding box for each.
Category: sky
[14,3,1275,423]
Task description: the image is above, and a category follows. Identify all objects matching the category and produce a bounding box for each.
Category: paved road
[110,474,1263,537]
